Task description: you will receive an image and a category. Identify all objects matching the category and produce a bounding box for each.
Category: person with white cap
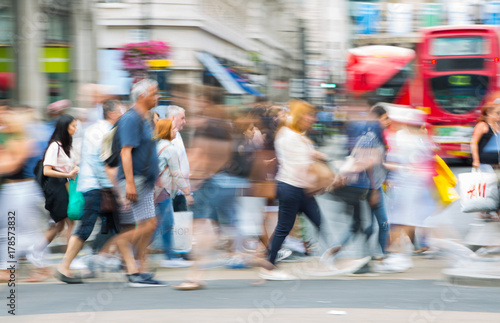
[373,106,437,272]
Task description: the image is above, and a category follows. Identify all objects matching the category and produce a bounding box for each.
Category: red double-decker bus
[347,26,500,160]
[414,25,500,160]
[346,45,415,106]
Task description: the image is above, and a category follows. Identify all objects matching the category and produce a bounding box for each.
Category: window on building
[46,14,70,43]
[43,5,71,104]
[0,1,14,44]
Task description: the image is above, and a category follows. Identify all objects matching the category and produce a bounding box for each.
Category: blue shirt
[346,120,384,154]
[117,108,159,187]
[346,121,386,189]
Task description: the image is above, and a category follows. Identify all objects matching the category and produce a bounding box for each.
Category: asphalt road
[1,278,500,317]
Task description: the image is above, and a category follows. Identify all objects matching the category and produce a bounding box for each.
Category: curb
[442,267,500,288]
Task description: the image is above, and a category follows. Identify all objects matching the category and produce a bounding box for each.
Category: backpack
[34,142,62,194]
[34,159,48,192]
[100,125,120,167]
[100,109,145,168]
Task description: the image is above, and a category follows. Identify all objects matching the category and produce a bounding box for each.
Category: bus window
[366,61,413,105]
[430,74,488,114]
[430,37,490,56]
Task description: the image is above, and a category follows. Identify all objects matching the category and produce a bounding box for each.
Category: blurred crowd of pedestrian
[1,80,498,288]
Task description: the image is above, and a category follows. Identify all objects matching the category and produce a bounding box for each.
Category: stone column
[71,0,98,104]
[16,0,46,112]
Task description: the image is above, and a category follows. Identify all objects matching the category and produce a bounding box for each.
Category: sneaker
[70,255,92,270]
[140,272,157,280]
[160,258,193,268]
[91,255,123,272]
[26,249,45,268]
[372,254,412,273]
[352,263,371,274]
[258,269,297,281]
[127,273,167,287]
[276,249,292,262]
[224,255,248,269]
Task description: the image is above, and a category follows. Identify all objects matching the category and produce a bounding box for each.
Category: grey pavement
[4,136,500,322]
[2,279,500,316]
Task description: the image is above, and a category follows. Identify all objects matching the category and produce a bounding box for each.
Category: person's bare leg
[58,235,84,277]
[43,221,65,247]
[97,236,118,255]
[134,217,157,273]
[387,225,404,253]
[115,227,140,275]
[259,210,278,251]
[65,219,75,244]
[184,219,217,285]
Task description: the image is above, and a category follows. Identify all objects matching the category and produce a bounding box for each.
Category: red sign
[272,81,289,89]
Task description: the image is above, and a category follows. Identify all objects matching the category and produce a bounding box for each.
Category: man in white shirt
[165,105,190,212]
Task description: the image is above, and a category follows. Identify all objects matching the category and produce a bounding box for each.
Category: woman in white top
[29,115,78,266]
[154,118,193,266]
[260,100,328,280]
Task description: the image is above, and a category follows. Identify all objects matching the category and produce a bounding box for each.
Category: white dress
[386,129,437,227]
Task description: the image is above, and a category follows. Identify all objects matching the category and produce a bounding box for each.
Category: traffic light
[320,83,337,89]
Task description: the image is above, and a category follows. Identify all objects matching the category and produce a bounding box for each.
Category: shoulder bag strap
[140,116,156,177]
[157,144,170,178]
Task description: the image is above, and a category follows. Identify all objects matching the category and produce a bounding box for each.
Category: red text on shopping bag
[466,183,487,199]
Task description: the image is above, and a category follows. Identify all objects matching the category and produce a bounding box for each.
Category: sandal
[54,270,83,284]
[414,247,430,255]
[173,281,206,290]
[23,267,53,283]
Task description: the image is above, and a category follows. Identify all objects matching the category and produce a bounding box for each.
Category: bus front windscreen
[430,37,489,56]
[430,74,488,114]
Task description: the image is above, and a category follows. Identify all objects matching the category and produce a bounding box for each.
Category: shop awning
[227,70,265,97]
[195,52,246,95]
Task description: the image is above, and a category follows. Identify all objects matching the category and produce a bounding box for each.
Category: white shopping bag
[172,211,193,253]
[459,169,499,213]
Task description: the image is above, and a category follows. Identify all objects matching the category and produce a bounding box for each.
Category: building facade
[95,0,307,103]
[3,0,97,111]
[348,0,492,49]
[299,0,350,104]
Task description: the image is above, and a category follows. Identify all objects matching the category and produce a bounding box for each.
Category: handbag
[433,174,460,205]
[101,189,116,213]
[434,155,457,186]
[67,176,85,220]
[250,181,277,199]
[154,145,170,203]
[307,161,336,195]
[172,211,193,252]
[433,155,459,205]
[459,168,499,212]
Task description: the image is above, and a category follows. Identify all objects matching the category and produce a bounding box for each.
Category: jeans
[332,186,368,247]
[268,181,322,265]
[191,175,238,226]
[74,189,108,242]
[365,187,389,254]
[155,198,177,259]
